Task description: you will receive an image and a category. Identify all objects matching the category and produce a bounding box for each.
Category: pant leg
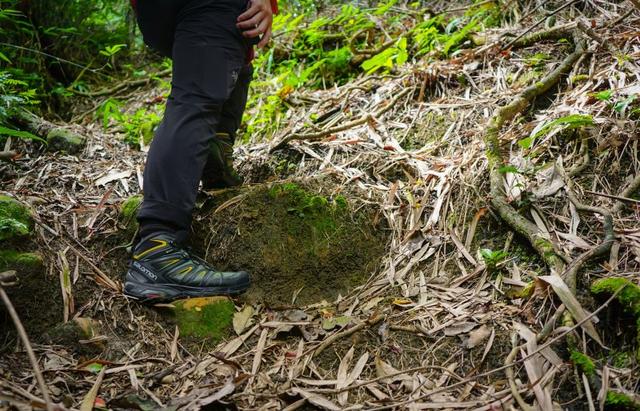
[201,64,252,182]
[138,0,251,239]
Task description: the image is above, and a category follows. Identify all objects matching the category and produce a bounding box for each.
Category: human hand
[236,0,273,49]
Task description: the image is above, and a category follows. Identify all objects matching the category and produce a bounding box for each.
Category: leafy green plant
[100,43,127,69]
[120,108,162,148]
[0,71,43,143]
[613,94,637,115]
[519,114,595,149]
[96,98,124,129]
[480,248,508,271]
[592,89,613,101]
[361,37,408,74]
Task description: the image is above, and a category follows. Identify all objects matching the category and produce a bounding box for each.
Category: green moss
[591,278,640,316]
[0,195,32,241]
[591,277,640,360]
[0,250,43,271]
[173,297,235,342]
[570,350,595,376]
[605,391,640,411]
[611,351,631,368]
[525,52,550,68]
[268,183,348,237]
[571,74,589,83]
[120,195,142,232]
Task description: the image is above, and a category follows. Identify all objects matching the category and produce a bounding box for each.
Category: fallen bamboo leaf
[80,367,106,411]
[336,346,354,405]
[290,387,341,411]
[233,305,254,335]
[538,275,603,346]
[375,356,408,384]
[346,352,369,386]
[94,169,132,186]
[465,325,492,349]
[443,322,476,336]
[251,328,268,377]
[197,378,236,407]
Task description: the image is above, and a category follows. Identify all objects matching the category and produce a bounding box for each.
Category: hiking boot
[201,132,244,190]
[123,233,250,303]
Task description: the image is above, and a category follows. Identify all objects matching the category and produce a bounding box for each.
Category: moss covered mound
[193,182,387,306]
[591,277,640,361]
[0,250,42,271]
[0,195,32,241]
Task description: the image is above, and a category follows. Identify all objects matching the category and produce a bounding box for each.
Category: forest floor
[1,1,640,410]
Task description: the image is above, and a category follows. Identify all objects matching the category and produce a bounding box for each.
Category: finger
[237,3,259,21]
[236,10,264,29]
[258,26,272,48]
[243,19,269,38]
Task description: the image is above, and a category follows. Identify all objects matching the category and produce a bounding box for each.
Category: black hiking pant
[135,0,252,240]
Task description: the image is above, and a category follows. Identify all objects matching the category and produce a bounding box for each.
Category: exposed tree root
[13,109,84,143]
[71,67,172,97]
[484,36,585,274]
[563,189,614,293]
[613,173,640,213]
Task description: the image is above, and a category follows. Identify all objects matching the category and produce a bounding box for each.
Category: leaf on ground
[538,275,603,346]
[284,309,308,322]
[95,169,133,186]
[533,159,565,199]
[232,305,254,335]
[336,346,354,405]
[322,316,350,330]
[464,325,492,349]
[443,321,476,336]
[375,356,408,384]
[290,387,341,411]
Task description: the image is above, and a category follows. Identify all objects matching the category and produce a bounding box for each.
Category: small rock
[47,128,86,154]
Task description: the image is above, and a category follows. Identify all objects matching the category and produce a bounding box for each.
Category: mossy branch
[507,23,576,49]
[485,38,585,273]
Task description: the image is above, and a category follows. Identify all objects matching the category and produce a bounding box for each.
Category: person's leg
[125,0,252,302]
[201,64,252,189]
[137,0,250,240]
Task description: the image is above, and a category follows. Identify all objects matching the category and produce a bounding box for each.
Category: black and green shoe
[123,233,250,303]
[201,132,244,190]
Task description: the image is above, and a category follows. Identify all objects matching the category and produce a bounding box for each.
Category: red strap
[130,0,137,10]
[270,0,278,14]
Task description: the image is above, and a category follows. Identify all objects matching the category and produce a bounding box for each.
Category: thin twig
[0,272,55,411]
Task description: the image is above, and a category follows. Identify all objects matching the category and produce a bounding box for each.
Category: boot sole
[123,279,250,304]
